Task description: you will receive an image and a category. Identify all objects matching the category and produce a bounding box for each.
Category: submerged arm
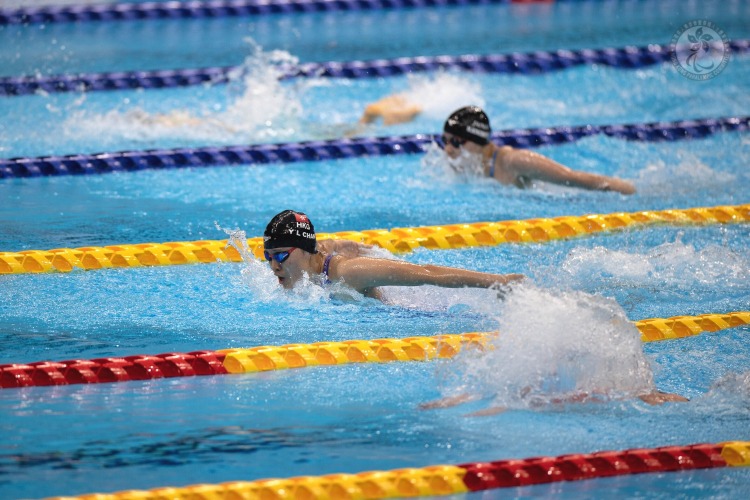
[501,147,636,194]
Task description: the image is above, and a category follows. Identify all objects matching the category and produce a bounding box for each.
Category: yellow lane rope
[2,203,748,274]
[47,442,750,500]
[219,311,750,374]
[48,465,472,500]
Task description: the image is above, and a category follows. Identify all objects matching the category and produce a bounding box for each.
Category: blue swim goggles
[264,248,296,264]
[441,134,467,149]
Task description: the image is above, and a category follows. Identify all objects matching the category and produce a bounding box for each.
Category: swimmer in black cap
[361,98,635,194]
[442,106,635,194]
[263,210,524,300]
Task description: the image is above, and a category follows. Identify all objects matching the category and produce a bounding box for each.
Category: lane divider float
[3,40,748,96]
[2,311,747,389]
[1,116,748,178]
[46,441,750,500]
[1,203,748,275]
[0,0,510,26]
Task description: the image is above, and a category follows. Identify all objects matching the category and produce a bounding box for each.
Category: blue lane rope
[1,116,747,179]
[0,0,512,26]
[2,40,747,97]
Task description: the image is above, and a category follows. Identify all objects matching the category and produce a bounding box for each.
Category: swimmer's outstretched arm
[419,393,477,410]
[334,257,524,293]
[499,147,636,194]
[638,390,689,405]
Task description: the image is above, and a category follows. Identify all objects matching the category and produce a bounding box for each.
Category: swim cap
[443,106,491,145]
[263,210,317,254]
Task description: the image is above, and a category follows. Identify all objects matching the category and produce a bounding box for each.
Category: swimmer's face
[265,247,306,289]
[442,132,483,159]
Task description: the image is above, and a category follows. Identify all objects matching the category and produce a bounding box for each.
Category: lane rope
[43,441,750,499]
[1,202,748,275]
[2,311,747,389]
[3,40,747,96]
[0,0,513,26]
[1,116,748,179]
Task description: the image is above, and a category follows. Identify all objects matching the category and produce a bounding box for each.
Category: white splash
[63,40,305,145]
[401,70,486,119]
[705,371,750,401]
[551,236,750,289]
[418,142,489,185]
[215,222,285,303]
[634,157,736,195]
[437,285,656,409]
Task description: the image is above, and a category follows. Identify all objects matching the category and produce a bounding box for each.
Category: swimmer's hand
[638,390,689,405]
[599,178,637,195]
[359,95,423,126]
[465,406,507,417]
[419,393,476,410]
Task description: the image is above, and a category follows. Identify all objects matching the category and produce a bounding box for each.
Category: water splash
[704,371,750,401]
[215,222,285,303]
[436,285,656,409]
[634,156,736,195]
[548,235,750,290]
[401,70,485,119]
[418,142,491,185]
[63,40,306,146]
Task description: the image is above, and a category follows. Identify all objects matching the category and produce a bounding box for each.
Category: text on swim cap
[286,221,314,239]
[467,124,490,138]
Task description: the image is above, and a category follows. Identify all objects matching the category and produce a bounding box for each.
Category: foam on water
[633,156,737,195]
[62,41,306,146]
[400,70,485,120]
[435,285,656,410]
[415,142,492,186]
[546,235,750,290]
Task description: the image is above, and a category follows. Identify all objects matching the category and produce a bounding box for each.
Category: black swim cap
[443,106,491,146]
[263,210,317,254]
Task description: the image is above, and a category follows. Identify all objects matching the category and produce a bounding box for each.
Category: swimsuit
[321,254,334,285]
[488,149,498,178]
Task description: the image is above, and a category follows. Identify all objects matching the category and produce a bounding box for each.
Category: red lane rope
[459,442,729,491]
[0,351,227,388]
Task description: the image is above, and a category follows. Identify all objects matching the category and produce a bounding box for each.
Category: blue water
[1,1,749,499]
[1,131,747,251]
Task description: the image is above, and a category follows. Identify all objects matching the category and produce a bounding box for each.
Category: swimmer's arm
[335,257,524,292]
[638,390,689,405]
[359,94,423,126]
[419,393,477,410]
[500,147,636,194]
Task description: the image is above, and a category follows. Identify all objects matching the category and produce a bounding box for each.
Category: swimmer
[441,106,635,194]
[360,98,635,194]
[263,210,524,301]
[420,389,688,417]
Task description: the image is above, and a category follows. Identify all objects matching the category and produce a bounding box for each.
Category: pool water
[1,1,749,499]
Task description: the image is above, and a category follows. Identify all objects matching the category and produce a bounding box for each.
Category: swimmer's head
[264,210,318,289]
[263,210,317,254]
[443,106,491,146]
